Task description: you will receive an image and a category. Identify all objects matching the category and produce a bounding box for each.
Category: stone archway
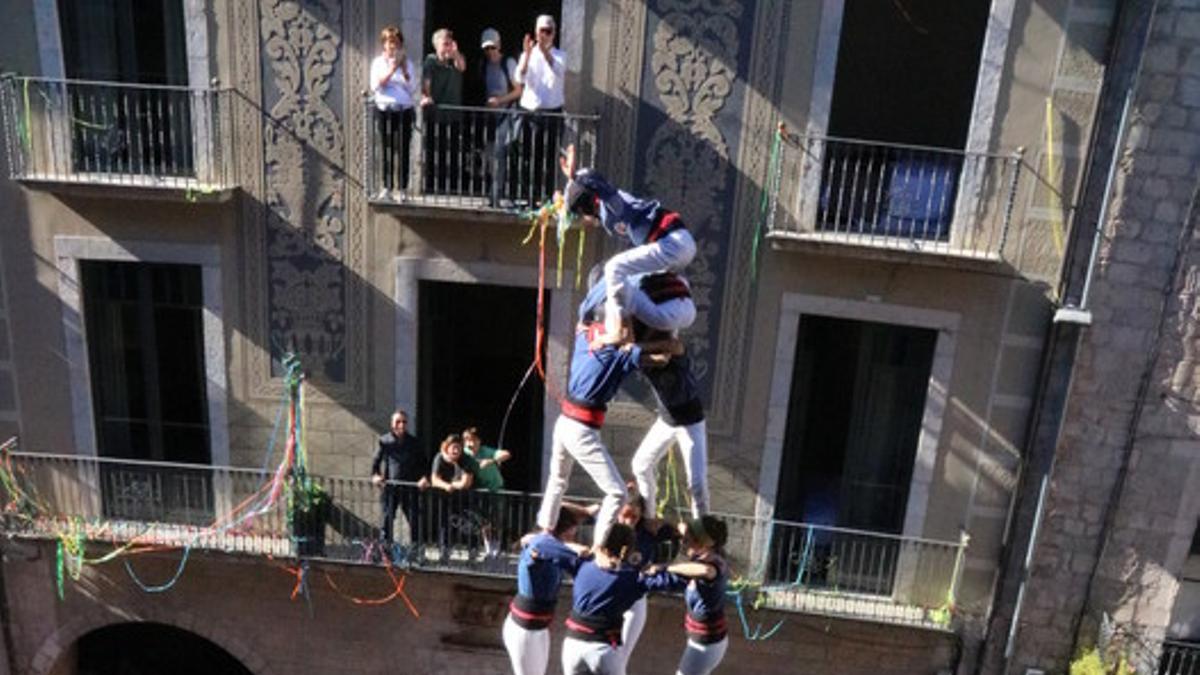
[29,609,274,675]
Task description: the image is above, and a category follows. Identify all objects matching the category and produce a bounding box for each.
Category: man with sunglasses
[515,15,567,205]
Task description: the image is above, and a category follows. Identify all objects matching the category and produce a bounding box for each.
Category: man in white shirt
[514,14,567,205]
[369,26,419,200]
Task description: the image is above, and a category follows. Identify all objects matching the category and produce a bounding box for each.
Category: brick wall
[1,540,957,675]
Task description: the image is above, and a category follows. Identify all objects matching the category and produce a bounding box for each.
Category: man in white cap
[481,28,521,109]
[515,14,567,205]
[481,27,523,207]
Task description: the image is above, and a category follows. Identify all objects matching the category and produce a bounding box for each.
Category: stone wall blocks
[1179,76,1200,107]
[1178,11,1200,40]
[1160,155,1199,178]
[1153,129,1200,153]
[1145,44,1181,73]
[1146,74,1179,103]
[1163,104,1191,128]
[1143,176,1171,198]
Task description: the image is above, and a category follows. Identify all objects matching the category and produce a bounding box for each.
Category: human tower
[504,146,730,675]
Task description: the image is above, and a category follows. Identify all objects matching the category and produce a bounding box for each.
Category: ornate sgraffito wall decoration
[262,0,346,382]
[634,0,750,399]
[234,0,369,403]
[630,0,788,435]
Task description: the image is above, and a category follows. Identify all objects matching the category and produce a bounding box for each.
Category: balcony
[1,449,967,631]
[0,76,236,196]
[1161,640,1200,674]
[768,134,1024,262]
[363,101,598,215]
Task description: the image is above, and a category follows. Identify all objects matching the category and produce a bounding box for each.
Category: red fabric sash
[647,211,683,243]
[561,400,605,428]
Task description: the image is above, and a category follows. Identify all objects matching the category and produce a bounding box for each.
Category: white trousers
[627,292,695,333]
[537,415,628,548]
[615,596,648,674]
[676,637,728,675]
[562,636,625,675]
[631,417,709,518]
[604,228,697,338]
[503,614,551,675]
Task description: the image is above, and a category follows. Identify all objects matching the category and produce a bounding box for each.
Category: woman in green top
[463,427,512,560]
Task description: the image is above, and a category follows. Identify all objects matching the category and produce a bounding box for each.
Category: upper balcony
[363,101,599,216]
[767,133,1025,265]
[0,76,237,198]
[2,448,967,632]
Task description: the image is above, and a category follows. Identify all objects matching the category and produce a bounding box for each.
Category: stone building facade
[4,1,1195,674]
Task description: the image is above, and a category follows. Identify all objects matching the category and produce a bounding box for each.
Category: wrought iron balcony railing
[768,134,1024,260]
[0,76,236,192]
[363,101,598,212]
[1,451,967,630]
[1161,640,1200,675]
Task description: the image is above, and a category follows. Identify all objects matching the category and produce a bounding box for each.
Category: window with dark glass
[57,0,193,176]
[81,260,211,524]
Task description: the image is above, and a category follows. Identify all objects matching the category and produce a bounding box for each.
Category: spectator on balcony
[371,410,430,552]
[370,25,419,202]
[480,27,523,207]
[463,426,512,558]
[422,28,467,194]
[430,433,480,561]
[481,28,521,110]
[514,14,567,205]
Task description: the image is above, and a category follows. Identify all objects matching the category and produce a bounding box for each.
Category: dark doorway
[768,315,937,592]
[827,0,990,148]
[774,315,936,532]
[81,261,212,524]
[422,1,561,107]
[418,280,546,491]
[74,622,253,675]
[818,0,990,240]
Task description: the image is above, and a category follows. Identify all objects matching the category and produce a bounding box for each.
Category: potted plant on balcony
[288,474,330,558]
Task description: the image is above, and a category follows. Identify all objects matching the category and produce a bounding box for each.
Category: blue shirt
[632,522,677,569]
[684,557,728,621]
[517,533,581,604]
[570,559,683,624]
[573,170,667,246]
[566,329,642,409]
[580,278,703,424]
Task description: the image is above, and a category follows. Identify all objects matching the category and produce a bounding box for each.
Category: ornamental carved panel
[235,0,369,403]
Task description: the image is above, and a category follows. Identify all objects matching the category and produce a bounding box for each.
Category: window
[817,0,991,240]
[81,260,211,524]
[57,0,193,177]
[417,280,546,492]
[769,315,938,592]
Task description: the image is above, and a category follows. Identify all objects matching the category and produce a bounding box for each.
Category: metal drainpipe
[1053,89,1134,327]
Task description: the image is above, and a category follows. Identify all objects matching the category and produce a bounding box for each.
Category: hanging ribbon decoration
[751,122,791,282]
[1044,98,1066,257]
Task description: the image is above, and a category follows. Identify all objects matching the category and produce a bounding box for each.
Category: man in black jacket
[371,410,430,547]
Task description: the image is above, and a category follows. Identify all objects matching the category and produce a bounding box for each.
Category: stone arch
[28,605,276,675]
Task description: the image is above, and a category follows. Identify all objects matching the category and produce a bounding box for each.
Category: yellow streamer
[1044,99,1066,256]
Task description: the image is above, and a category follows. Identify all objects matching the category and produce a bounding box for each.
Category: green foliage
[1070,647,1136,675]
[288,474,329,519]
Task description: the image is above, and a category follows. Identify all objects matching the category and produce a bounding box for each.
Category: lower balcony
[363,102,598,214]
[1,450,966,631]
[1162,640,1200,675]
[0,76,236,197]
[767,134,1024,263]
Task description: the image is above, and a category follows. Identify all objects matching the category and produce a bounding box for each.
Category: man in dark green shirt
[422,28,466,194]
[463,426,511,491]
[463,427,513,561]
